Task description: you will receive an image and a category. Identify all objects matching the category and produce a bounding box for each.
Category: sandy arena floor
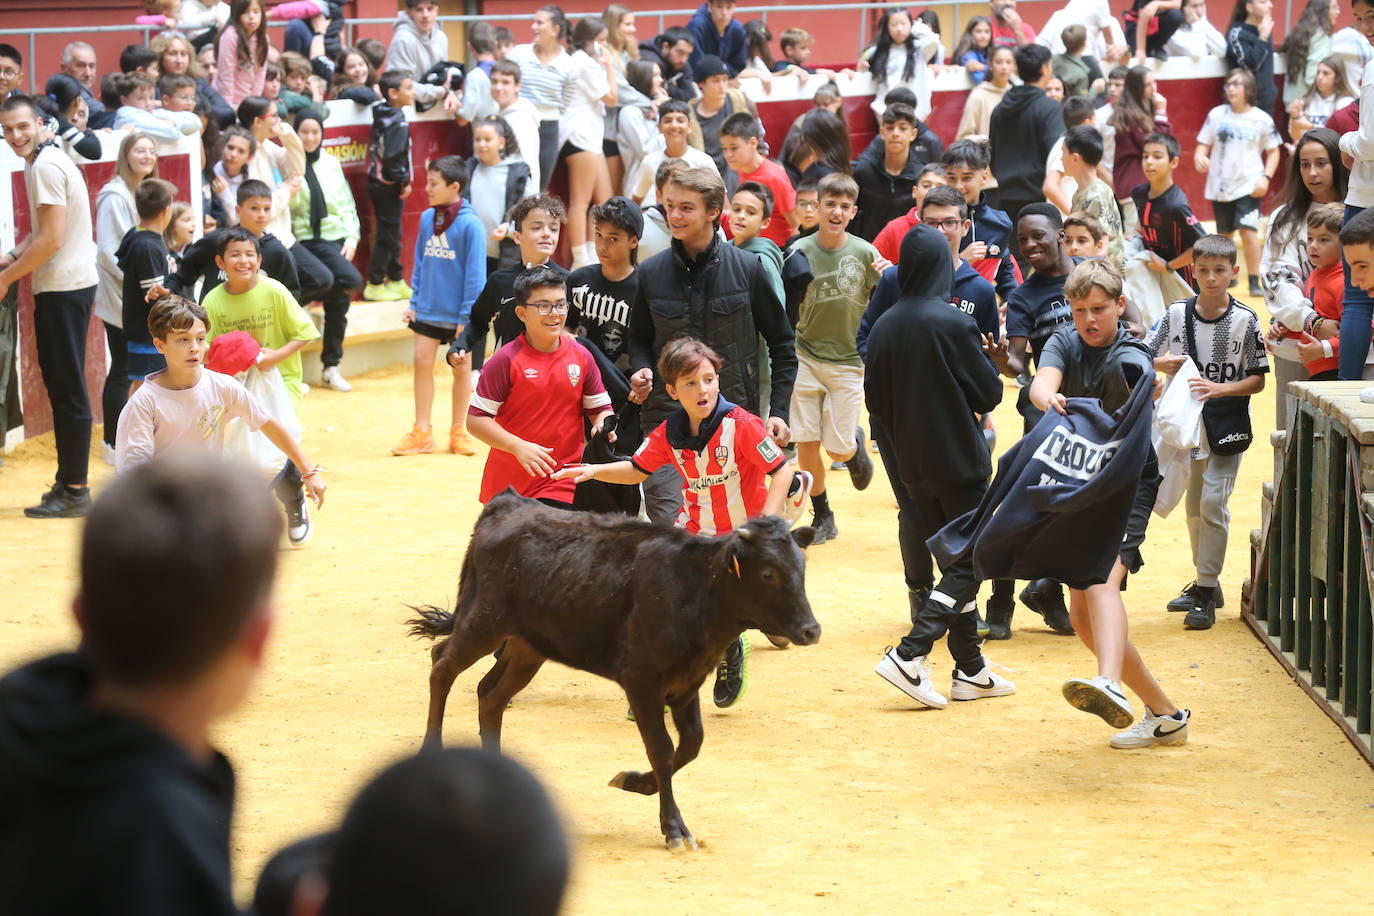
[2,332,1373,913]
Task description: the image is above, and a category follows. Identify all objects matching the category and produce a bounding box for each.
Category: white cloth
[1331,26,1374,96]
[1045,135,1076,214]
[1122,237,1193,329]
[632,145,718,204]
[94,177,135,327]
[1094,104,1115,180]
[1298,91,1355,130]
[499,98,542,192]
[24,146,98,294]
[1196,104,1281,202]
[1153,358,1207,517]
[223,366,298,475]
[559,49,609,150]
[616,104,664,198]
[1038,0,1126,58]
[1164,19,1227,58]
[1340,57,1374,208]
[866,28,940,121]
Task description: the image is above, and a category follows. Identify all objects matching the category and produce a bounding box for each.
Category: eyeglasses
[0,69,19,80]
[796,199,819,210]
[928,218,966,232]
[529,301,569,316]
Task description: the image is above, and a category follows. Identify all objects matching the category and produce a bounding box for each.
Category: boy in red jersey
[556,335,806,707]
[467,265,612,506]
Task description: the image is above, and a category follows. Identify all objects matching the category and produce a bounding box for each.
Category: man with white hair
[58,42,105,118]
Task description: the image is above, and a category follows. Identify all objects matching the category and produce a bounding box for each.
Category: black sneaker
[713,634,750,708]
[1167,580,1224,611]
[985,590,1014,640]
[811,508,839,544]
[1248,277,1263,298]
[24,483,92,519]
[1183,585,1216,630]
[286,493,312,546]
[845,427,874,490]
[973,607,990,638]
[1019,579,1075,635]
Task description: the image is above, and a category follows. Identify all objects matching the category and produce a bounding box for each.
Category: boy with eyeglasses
[466,264,612,507]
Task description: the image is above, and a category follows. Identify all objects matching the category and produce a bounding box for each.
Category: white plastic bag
[223,365,299,476]
[1152,360,1205,517]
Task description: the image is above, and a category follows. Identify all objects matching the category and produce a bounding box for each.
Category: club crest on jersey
[756,437,781,463]
[566,364,581,386]
[713,444,729,465]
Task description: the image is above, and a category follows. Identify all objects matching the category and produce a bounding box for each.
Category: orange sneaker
[391,425,435,456]
[449,426,477,455]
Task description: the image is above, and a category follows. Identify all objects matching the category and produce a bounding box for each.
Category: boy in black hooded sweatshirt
[0,456,281,913]
[988,43,1064,270]
[869,223,1015,710]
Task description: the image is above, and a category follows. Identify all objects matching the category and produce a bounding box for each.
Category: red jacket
[1303,262,1346,376]
[873,208,920,263]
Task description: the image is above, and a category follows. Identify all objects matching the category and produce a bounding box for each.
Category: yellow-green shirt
[203,275,320,411]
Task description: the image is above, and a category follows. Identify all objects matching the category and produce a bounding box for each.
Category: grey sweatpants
[1184,452,1243,588]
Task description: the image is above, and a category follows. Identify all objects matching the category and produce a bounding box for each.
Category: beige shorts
[789,352,864,458]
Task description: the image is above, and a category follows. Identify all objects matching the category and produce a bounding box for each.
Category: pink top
[212,29,267,108]
[115,368,270,473]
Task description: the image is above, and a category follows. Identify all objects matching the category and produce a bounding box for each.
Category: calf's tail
[407,605,456,639]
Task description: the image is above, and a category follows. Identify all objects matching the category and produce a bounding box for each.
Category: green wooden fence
[1251,381,1374,766]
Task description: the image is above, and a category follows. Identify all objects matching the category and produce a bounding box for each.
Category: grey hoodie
[384,11,450,106]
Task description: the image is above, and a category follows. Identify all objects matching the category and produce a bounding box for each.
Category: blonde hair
[603,4,638,62]
[116,132,160,193]
[164,200,193,249]
[150,31,203,81]
[664,166,726,217]
[1064,258,1123,301]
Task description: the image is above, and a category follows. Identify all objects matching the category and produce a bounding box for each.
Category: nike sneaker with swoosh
[1062,676,1135,728]
[875,648,948,709]
[1110,707,1191,749]
[950,664,1017,701]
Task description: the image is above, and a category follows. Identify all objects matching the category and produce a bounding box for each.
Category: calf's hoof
[666,834,699,852]
[609,770,658,795]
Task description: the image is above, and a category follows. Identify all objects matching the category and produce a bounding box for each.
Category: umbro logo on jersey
[523,367,539,379]
[423,232,457,261]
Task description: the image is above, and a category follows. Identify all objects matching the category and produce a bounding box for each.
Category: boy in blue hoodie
[393,155,486,457]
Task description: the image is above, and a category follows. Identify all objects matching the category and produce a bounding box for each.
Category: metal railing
[0,0,1161,95]
[1251,381,1374,767]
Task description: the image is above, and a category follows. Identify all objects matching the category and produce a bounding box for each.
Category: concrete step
[299,296,413,384]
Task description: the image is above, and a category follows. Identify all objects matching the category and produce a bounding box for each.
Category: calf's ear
[792,526,815,550]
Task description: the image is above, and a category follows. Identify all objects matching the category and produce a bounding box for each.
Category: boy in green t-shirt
[789,172,888,543]
[202,227,320,412]
[202,227,321,542]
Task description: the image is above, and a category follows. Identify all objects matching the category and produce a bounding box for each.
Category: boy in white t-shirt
[116,295,327,510]
[632,99,719,205]
[1194,68,1281,297]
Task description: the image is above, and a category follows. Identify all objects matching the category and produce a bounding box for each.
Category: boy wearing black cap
[687,54,759,174]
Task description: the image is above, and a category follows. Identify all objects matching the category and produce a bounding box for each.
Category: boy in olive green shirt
[788,172,887,543]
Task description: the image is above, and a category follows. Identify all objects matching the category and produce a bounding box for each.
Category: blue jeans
[1340,204,1374,379]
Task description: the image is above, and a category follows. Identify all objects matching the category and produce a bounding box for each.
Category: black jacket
[167,229,301,303]
[850,141,938,243]
[988,84,1064,201]
[1227,22,1276,115]
[369,101,411,185]
[639,37,697,101]
[451,261,571,357]
[928,362,1155,589]
[864,224,1003,495]
[629,233,796,429]
[462,157,532,268]
[857,120,943,173]
[0,654,238,915]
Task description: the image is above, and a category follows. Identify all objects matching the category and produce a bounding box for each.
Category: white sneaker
[321,365,353,392]
[875,648,948,709]
[782,469,813,526]
[950,664,1016,701]
[1062,676,1134,728]
[300,382,311,395]
[1111,707,1191,749]
[100,441,116,466]
[286,497,312,547]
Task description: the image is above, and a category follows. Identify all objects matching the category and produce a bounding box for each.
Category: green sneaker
[713,634,750,708]
[362,282,392,301]
[385,278,414,300]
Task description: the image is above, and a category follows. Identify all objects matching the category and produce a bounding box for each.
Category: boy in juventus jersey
[556,336,805,708]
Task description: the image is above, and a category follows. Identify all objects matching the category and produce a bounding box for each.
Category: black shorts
[603,138,621,157]
[127,349,166,382]
[559,140,599,158]
[409,319,458,344]
[1213,195,1262,234]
